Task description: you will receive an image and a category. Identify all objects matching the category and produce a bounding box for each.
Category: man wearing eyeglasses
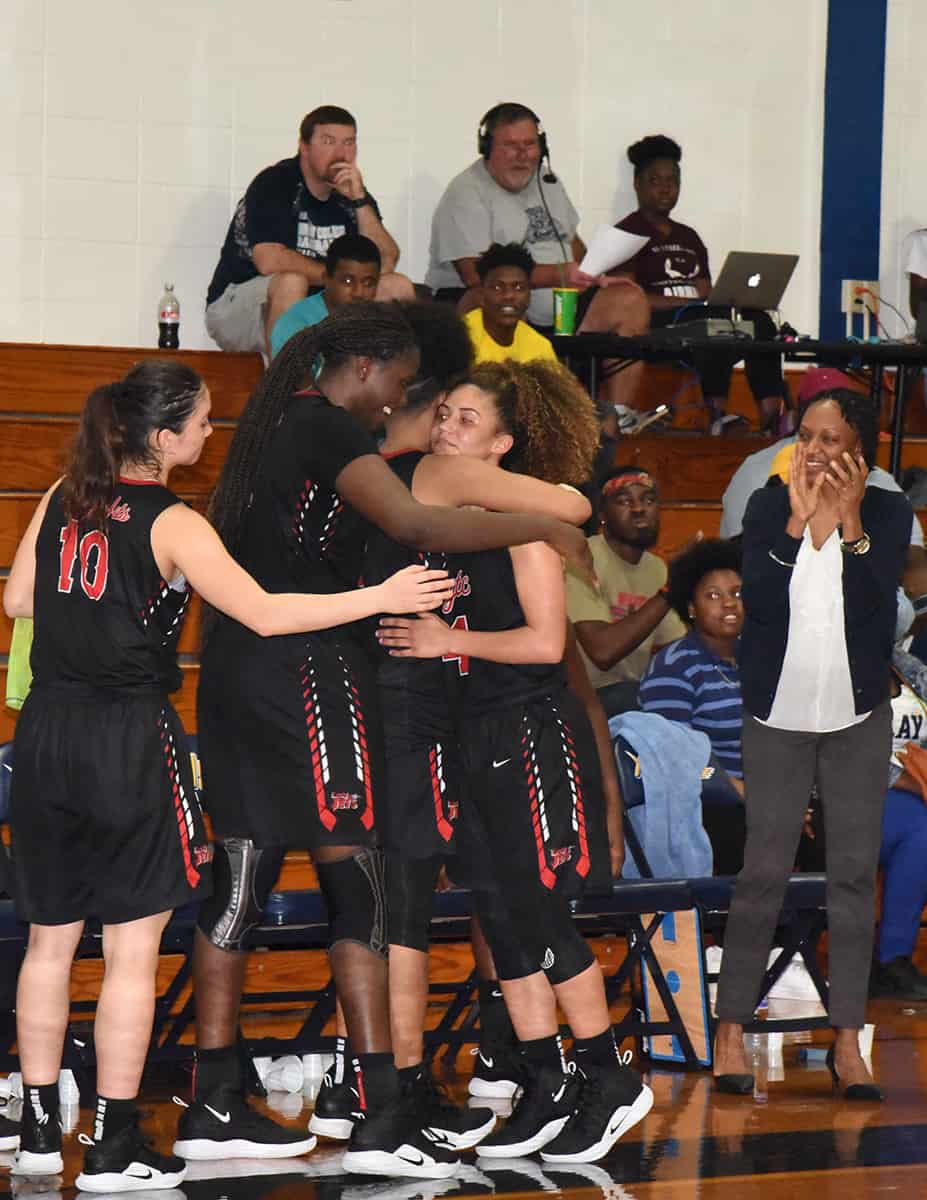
[463,243,558,364]
[566,466,687,716]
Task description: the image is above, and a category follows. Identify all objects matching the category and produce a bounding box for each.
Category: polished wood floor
[2,993,927,1200]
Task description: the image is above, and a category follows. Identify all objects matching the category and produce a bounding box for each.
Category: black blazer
[740,482,912,720]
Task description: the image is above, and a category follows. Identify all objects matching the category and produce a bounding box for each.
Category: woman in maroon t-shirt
[615,135,789,435]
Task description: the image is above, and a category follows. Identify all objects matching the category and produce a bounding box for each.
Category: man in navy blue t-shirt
[206,105,413,355]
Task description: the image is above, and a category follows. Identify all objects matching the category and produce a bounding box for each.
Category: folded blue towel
[609,711,714,879]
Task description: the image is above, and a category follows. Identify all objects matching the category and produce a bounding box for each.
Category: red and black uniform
[11,480,210,925]
[198,390,385,849]
[446,546,609,982]
[363,450,462,859]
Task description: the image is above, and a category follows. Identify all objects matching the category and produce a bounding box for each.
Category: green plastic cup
[553,287,579,335]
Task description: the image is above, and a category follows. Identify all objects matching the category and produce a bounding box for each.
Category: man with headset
[426,102,647,403]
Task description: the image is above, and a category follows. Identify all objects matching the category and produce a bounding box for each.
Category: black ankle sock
[397,1063,423,1085]
[478,980,516,1048]
[93,1096,137,1142]
[23,1083,59,1127]
[332,1035,353,1084]
[520,1033,566,1075]
[354,1053,399,1111]
[573,1028,618,1068]
[194,1043,242,1099]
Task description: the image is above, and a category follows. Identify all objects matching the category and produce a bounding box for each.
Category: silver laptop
[708,251,799,310]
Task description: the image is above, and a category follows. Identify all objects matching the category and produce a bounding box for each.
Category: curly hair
[395,299,472,412]
[666,538,743,626]
[203,302,416,643]
[804,387,879,468]
[462,360,599,486]
[627,134,682,177]
[475,242,535,281]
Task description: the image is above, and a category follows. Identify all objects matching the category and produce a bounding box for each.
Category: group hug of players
[1,300,652,1192]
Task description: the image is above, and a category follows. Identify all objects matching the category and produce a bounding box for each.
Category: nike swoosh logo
[126,1168,154,1179]
[479,1054,494,1068]
[492,758,511,769]
[204,1104,232,1124]
[396,1149,426,1165]
[552,1083,567,1102]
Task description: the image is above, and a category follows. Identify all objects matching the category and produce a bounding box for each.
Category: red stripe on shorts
[429,745,454,843]
[302,663,336,831]
[158,715,200,888]
[522,731,556,890]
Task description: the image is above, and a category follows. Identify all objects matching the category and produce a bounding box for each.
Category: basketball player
[378,361,654,1163]
[2,360,453,1192]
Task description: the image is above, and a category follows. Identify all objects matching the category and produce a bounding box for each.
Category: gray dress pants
[716,702,891,1029]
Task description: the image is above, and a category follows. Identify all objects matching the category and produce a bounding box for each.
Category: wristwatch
[349,193,374,209]
[841,533,871,555]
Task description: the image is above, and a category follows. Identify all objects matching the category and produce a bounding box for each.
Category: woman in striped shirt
[639,538,745,871]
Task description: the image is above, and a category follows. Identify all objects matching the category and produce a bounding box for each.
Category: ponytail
[61,383,131,528]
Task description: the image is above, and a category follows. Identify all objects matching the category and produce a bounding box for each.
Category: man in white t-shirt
[426,102,648,405]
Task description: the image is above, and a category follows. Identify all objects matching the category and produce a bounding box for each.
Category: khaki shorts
[205,275,272,354]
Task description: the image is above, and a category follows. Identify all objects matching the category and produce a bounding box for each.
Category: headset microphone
[542,166,558,183]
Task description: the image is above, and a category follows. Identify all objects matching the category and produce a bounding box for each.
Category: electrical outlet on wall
[840,279,880,314]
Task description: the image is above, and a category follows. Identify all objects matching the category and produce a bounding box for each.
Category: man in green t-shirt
[566,466,687,715]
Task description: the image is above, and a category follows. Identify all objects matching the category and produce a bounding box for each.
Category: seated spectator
[269,234,381,358]
[870,590,927,1000]
[464,243,557,364]
[906,227,927,319]
[614,134,789,435]
[639,538,746,874]
[566,466,687,716]
[205,105,414,356]
[425,101,648,407]
[721,366,925,549]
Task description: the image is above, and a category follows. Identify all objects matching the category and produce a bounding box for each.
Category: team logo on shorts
[193,844,212,866]
[549,845,574,869]
[330,792,361,811]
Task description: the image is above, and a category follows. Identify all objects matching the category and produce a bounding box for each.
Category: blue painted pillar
[819,0,887,340]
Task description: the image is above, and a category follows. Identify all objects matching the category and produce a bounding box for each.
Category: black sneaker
[172,1086,317,1160]
[869,957,927,1000]
[409,1069,495,1150]
[11,1103,62,1176]
[540,1061,653,1163]
[475,1063,579,1158]
[468,1045,522,1099]
[75,1120,186,1193]
[342,1086,459,1179]
[0,1111,20,1151]
[309,1069,358,1140]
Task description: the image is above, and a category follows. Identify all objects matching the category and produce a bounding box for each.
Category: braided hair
[208,301,416,561]
[461,360,599,486]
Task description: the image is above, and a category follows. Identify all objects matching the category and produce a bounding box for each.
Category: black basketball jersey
[233,389,378,601]
[30,480,189,692]
[363,449,459,741]
[445,547,565,716]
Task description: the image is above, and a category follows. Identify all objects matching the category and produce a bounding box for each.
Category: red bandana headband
[601,471,656,498]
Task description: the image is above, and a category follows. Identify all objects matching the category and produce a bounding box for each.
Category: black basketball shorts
[10,685,210,926]
[198,628,385,849]
[453,689,610,900]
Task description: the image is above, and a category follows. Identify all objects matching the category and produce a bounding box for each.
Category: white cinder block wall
[2,0,827,352]
[880,0,927,337]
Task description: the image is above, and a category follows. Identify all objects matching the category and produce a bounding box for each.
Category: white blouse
[763,527,870,733]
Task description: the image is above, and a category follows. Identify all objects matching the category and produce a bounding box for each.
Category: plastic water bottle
[158,283,180,349]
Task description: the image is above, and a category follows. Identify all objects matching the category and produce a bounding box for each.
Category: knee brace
[196,838,285,952]
[315,848,388,958]
[386,855,442,952]
[473,889,545,982]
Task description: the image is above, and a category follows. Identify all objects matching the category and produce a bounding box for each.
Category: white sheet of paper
[579,226,649,276]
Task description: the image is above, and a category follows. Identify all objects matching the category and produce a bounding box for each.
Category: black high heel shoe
[825,1046,883,1102]
[713,1072,754,1095]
